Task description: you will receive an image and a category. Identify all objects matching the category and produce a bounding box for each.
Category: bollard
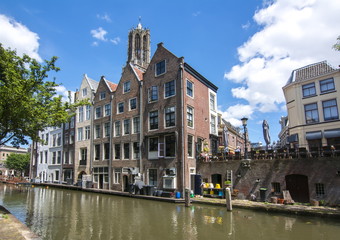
[185,189,191,207]
[225,188,232,211]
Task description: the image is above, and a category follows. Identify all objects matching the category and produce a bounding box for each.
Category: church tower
[127,20,151,68]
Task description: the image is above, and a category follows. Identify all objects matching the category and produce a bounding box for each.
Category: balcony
[197,144,340,162]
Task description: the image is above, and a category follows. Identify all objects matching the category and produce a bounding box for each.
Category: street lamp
[241,117,248,160]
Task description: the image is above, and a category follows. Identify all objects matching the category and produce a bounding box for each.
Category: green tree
[0,44,86,147]
[333,35,340,51]
[5,153,30,177]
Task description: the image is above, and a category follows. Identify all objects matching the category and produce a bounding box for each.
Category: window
[165,106,175,127]
[52,134,57,146]
[123,81,131,93]
[95,106,102,119]
[100,91,106,100]
[57,151,61,164]
[45,151,48,164]
[133,142,140,159]
[52,152,57,164]
[95,124,101,139]
[114,144,121,159]
[187,106,193,128]
[70,117,75,128]
[197,138,203,154]
[86,105,91,120]
[124,143,130,159]
[124,119,130,135]
[149,137,158,151]
[57,133,61,146]
[315,183,325,196]
[133,117,140,133]
[320,78,335,93]
[323,99,338,121]
[55,170,59,181]
[210,93,216,111]
[211,115,216,134]
[78,106,84,122]
[77,127,83,141]
[95,144,100,160]
[115,121,121,137]
[104,122,110,137]
[304,103,319,123]
[45,133,49,145]
[272,182,281,193]
[85,126,91,140]
[82,88,87,97]
[165,80,175,98]
[114,168,121,184]
[118,102,124,113]
[187,80,194,97]
[148,169,158,186]
[149,111,158,130]
[69,150,74,164]
[63,151,68,164]
[130,98,137,110]
[104,104,111,116]
[165,135,176,157]
[302,83,316,98]
[104,143,110,160]
[149,86,158,102]
[155,60,166,76]
[69,131,74,144]
[65,122,69,130]
[188,135,193,157]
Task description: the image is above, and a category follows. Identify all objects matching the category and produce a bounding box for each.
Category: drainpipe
[109,94,113,189]
[90,89,95,184]
[179,59,185,198]
[139,81,144,181]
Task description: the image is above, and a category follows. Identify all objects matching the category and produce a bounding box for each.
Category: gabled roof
[84,74,99,91]
[286,61,337,85]
[106,80,118,92]
[130,63,145,81]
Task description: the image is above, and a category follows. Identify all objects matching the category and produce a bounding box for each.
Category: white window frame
[155,60,166,76]
[186,79,194,98]
[129,98,137,111]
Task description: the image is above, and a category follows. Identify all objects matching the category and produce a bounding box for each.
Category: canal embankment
[0,205,41,240]
[24,182,340,219]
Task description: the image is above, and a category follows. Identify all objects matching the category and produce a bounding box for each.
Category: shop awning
[305,131,322,140]
[287,134,298,143]
[324,129,340,138]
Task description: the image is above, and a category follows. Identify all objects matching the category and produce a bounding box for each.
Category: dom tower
[127,21,151,68]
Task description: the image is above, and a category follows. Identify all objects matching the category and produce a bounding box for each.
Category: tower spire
[127,18,150,68]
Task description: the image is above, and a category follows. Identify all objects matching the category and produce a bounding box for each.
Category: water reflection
[1,183,340,240]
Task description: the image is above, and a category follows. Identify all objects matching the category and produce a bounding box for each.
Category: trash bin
[129,184,135,194]
[176,192,181,198]
[259,188,267,202]
[143,185,155,196]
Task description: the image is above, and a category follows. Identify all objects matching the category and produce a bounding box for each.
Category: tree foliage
[0,44,87,147]
[5,153,30,176]
[333,35,340,51]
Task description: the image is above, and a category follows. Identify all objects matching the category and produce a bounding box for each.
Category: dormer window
[100,92,106,100]
[82,88,87,97]
[155,60,166,76]
[123,81,131,93]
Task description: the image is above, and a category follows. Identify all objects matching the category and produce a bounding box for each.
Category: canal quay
[1,182,340,240]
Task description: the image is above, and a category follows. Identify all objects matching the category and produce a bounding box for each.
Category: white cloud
[55,85,74,103]
[224,0,340,119]
[0,14,42,61]
[219,104,254,127]
[110,37,121,45]
[192,11,201,17]
[96,13,111,23]
[90,27,120,46]
[90,27,108,41]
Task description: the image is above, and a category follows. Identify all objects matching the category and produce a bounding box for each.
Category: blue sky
[1,0,339,144]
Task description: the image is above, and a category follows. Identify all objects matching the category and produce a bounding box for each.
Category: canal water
[1,183,340,240]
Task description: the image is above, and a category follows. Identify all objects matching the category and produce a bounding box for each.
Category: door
[285,174,309,203]
[99,174,104,189]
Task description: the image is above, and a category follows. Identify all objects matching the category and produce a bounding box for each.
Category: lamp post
[241,117,248,159]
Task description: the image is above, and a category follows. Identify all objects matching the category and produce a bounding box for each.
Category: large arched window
[135,34,141,60]
[143,35,147,62]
